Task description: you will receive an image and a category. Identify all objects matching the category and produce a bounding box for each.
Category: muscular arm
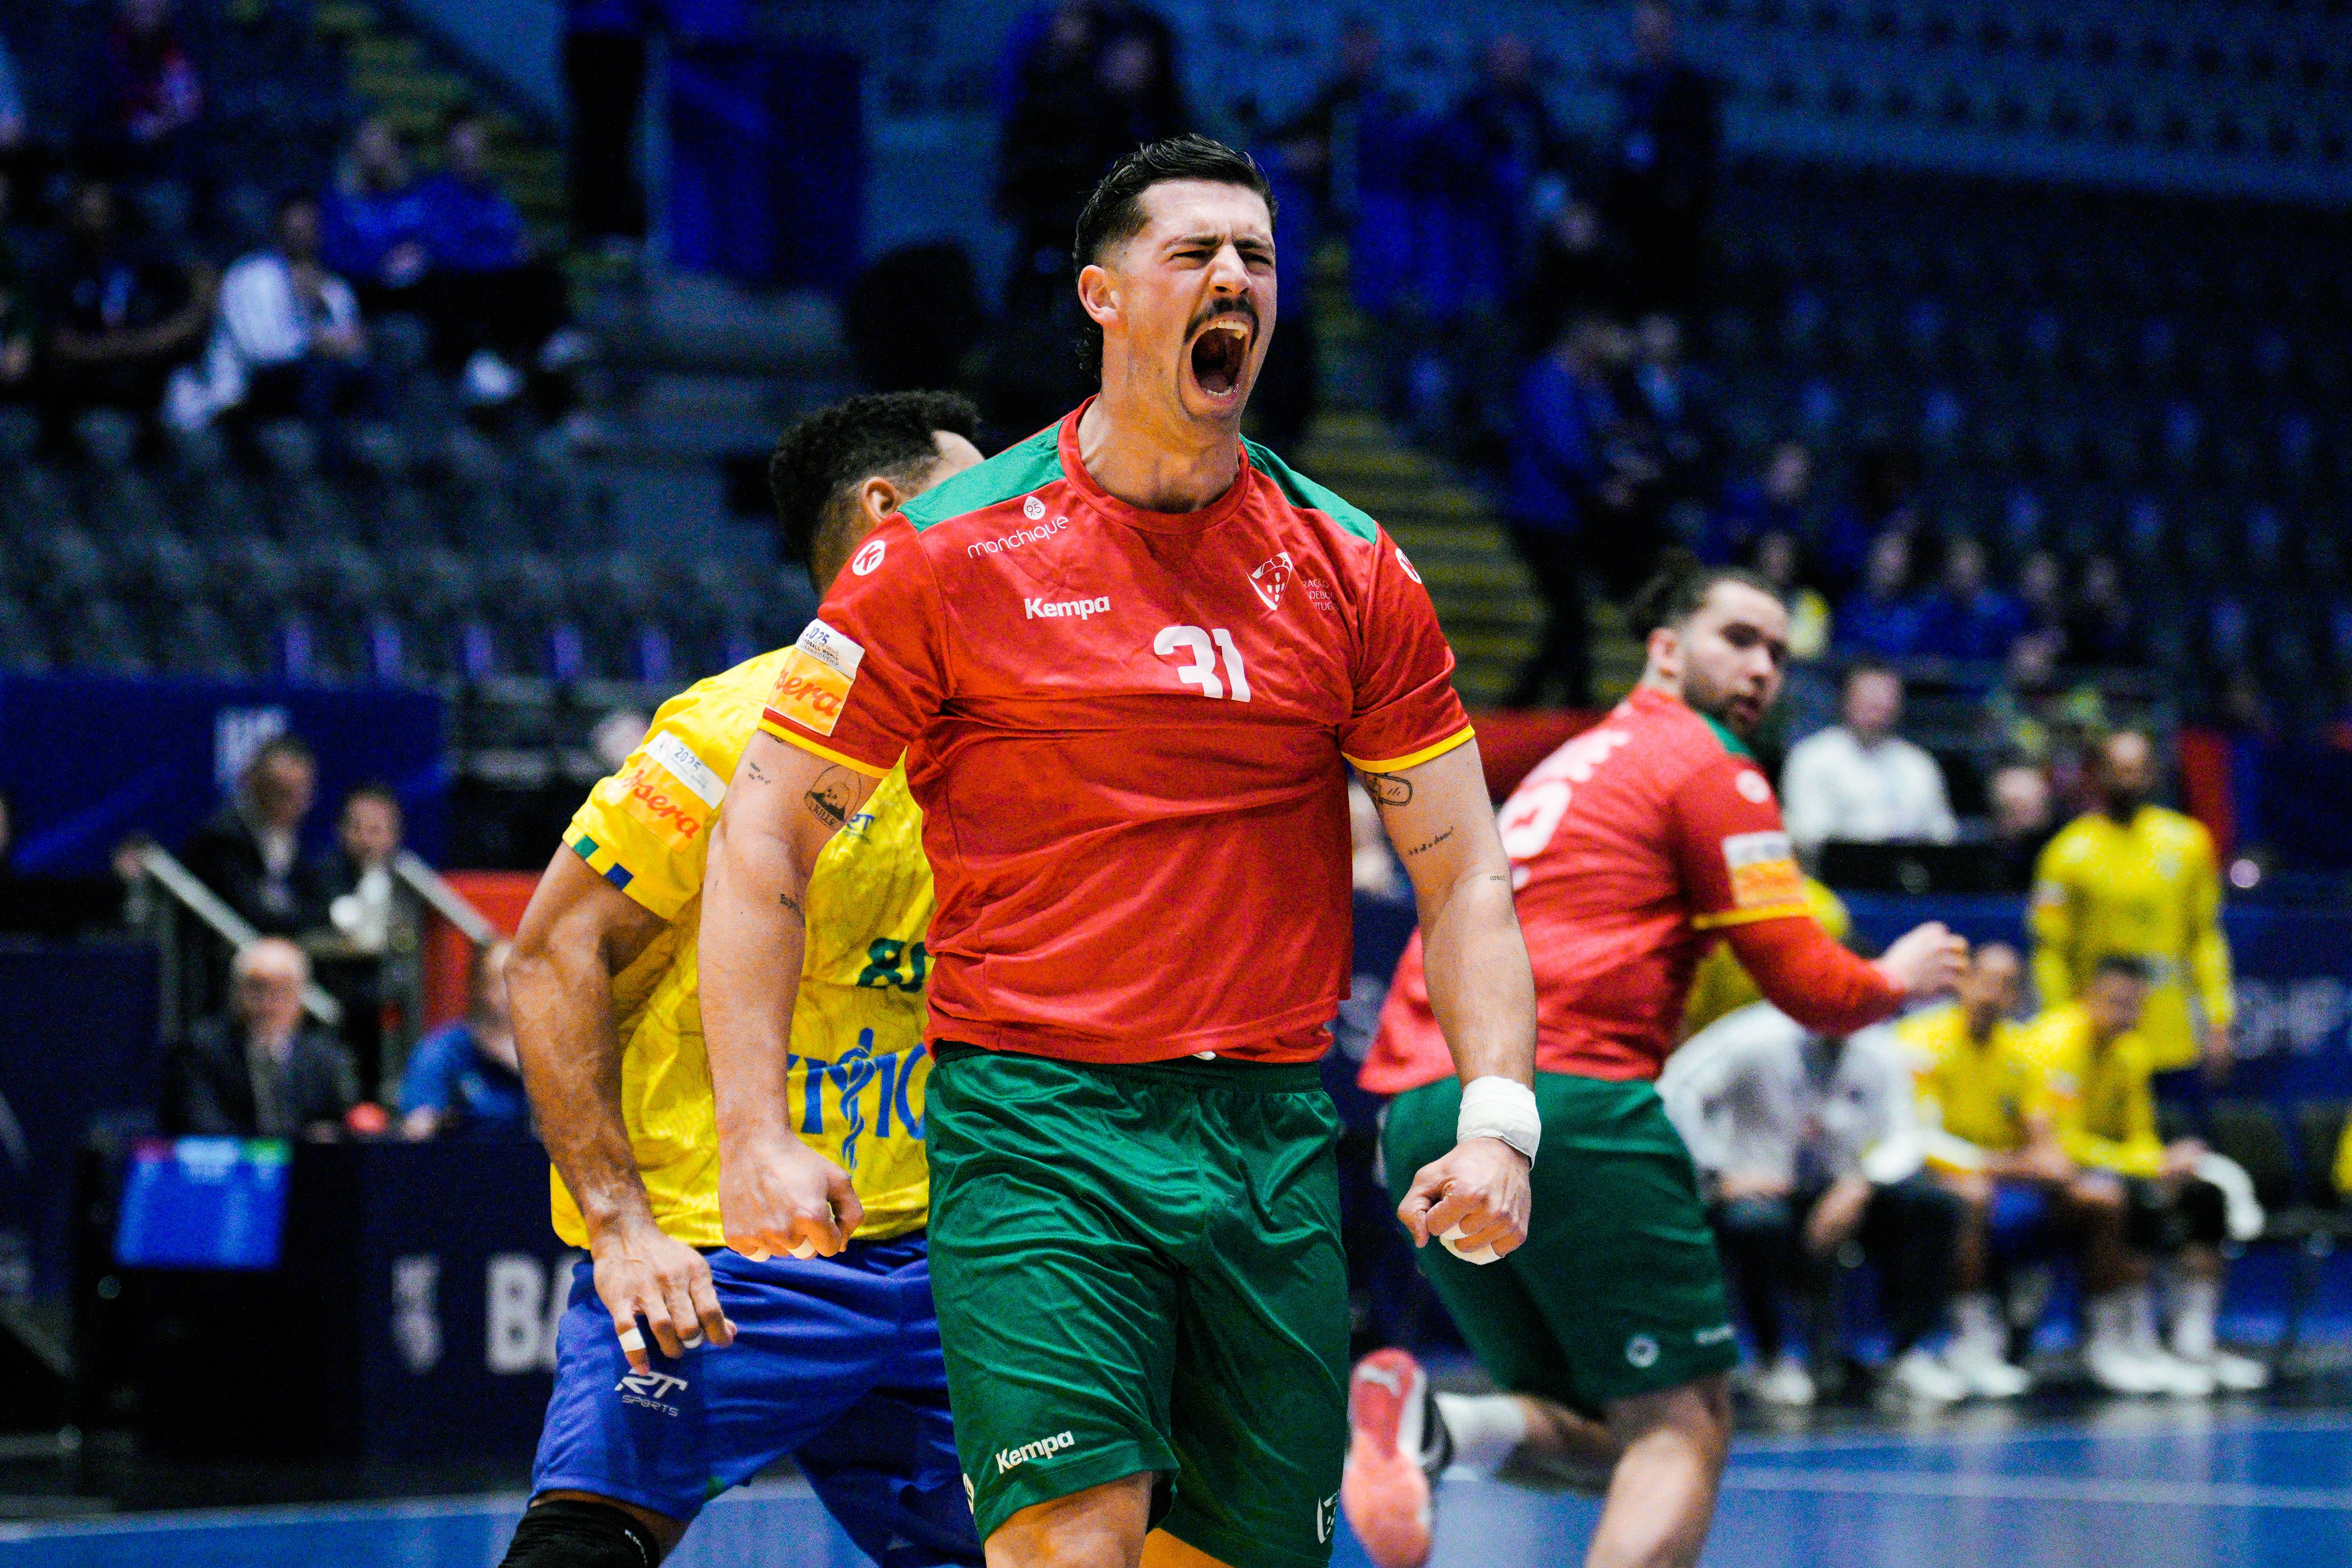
[1364,741,1536,1256]
[1722,916,1903,1035]
[699,731,881,1257]
[509,847,728,1370]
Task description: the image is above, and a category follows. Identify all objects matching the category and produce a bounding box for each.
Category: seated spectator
[88,0,206,190]
[205,194,376,441]
[2019,955,2264,1395]
[1834,531,1928,658]
[1750,528,1829,662]
[400,940,530,1140]
[308,784,421,1097]
[1898,944,2061,1398]
[321,116,433,317]
[1987,762,2055,891]
[159,935,359,1139]
[1917,536,2027,662]
[38,177,213,436]
[181,736,327,937]
[1779,661,1957,863]
[417,109,588,417]
[1502,316,1631,706]
[1660,1001,1968,1407]
[2066,553,2143,667]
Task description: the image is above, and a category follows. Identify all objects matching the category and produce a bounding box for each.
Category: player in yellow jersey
[1896,943,2080,1398]
[2020,955,2264,1397]
[2030,730,2235,1082]
[494,392,986,1568]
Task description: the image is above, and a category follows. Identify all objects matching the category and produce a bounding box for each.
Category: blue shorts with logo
[530,1233,981,1566]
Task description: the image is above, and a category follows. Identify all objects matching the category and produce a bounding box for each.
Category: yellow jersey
[1897,1004,2038,1154]
[2016,1002,2163,1178]
[553,649,936,1247]
[2029,805,2232,1073]
[1682,877,1850,1037]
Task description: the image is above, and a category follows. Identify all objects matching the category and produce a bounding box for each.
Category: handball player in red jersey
[698,136,1544,1568]
[1344,554,1969,1568]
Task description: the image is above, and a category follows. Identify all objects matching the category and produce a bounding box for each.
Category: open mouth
[1188,317,1252,399]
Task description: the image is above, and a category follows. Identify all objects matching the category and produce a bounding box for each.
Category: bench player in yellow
[494,392,985,1568]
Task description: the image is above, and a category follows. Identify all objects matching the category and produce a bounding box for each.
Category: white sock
[2171,1276,2220,1361]
[1432,1392,1528,1477]
[2124,1282,2163,1352]
[1953,1292,2003,1351]
[2086,1290,2129,1352]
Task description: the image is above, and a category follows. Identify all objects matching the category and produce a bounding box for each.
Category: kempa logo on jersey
[995,1430,1076,1474]
[971,515,1068,556]
[1025,595,1111,620]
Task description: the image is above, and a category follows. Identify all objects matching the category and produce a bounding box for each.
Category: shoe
[1888,1347,1968,1405]
[2183,1348,2269,1392]
[1342,1349,1436,1568]
[2086,1336,2166,1395]
[2138,1347,2218,1398]
[1748,1354,1817,1408]
[1942,1339,2032,1399]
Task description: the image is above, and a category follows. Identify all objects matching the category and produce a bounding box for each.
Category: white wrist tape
[1458,1076,1540,1166]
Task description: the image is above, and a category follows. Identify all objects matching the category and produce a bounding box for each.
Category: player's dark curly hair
[1626,548,1784,643]
[1071,134,1277,376]
[767,391,981,575]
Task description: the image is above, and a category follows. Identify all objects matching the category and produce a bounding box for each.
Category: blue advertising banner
[1841,894,2352,1101]
[0,676,445,877]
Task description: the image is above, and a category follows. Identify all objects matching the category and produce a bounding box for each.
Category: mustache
[1187,298,1259,336]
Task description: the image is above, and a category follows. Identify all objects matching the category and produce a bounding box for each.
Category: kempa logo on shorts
[1625,1334,1660,1369]
[1025,595,1110,620]
[995,1430,1076,1474]
[970,515,1068,557]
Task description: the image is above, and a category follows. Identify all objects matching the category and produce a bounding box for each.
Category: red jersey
[1362,685,1812,1090]
[758,403,1473,1066]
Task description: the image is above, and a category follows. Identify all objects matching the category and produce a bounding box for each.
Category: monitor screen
[114,1138,293,1270]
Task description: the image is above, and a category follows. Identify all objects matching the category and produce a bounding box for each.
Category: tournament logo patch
[766,619,866,737]
[1722,830,1804,910]
[1250,551,1294,611]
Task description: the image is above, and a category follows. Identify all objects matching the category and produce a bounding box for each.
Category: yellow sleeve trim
[1347,724,1478,775]
[756,720,893,780]
[1691,902,1815,931]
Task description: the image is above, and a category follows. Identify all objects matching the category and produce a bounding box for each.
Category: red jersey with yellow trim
[758,402,1474,1066]
[1362,684,1807,1089]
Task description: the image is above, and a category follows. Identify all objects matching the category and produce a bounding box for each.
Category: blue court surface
[6,1409,2349,1568]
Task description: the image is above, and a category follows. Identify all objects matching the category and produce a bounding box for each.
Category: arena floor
[5,1401,2348,1567]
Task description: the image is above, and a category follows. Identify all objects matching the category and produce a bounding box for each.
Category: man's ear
[856,474,905,532]
[1076,261,1119,333]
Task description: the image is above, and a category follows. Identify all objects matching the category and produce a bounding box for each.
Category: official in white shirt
[1779,661,1957,863]
[1660,1002,1968,1406]
[199,194,373,430]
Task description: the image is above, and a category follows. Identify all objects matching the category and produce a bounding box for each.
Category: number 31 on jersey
[1154,625,1251,701]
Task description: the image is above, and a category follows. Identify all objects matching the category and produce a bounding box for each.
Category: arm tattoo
[803,767,854,830]
[745,760,771,784]
[777,892,804,920]
[1363,774,1413,809]
[1402,826,1456,858]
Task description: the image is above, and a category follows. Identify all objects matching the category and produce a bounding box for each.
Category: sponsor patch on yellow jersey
[764,619,864,738]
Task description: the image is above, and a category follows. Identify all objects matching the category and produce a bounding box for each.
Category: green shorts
[925,1044,1349,1568]
[1383,1071,1737,1417]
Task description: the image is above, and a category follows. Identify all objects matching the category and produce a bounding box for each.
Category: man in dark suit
[159,936,358,1139]
[181,735,328,937]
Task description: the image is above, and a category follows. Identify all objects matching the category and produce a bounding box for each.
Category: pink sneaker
[1341,1348,1436,1568]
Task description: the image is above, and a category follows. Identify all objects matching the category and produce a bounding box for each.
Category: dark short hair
[766,391,982,569]
[342,782,401,817]
[2091,953,2153,985]
[1627,548,1783,643]
[1071,135,1276,374]
[247,735,315,776]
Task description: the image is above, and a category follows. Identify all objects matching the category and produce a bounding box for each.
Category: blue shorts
[530,1233,982,1566]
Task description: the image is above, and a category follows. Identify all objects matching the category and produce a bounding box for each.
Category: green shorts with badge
[1383,1071,1738,1417]
[924,1044,1350,1568]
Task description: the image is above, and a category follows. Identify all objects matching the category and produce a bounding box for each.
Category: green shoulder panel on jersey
[1700,711,1757,762]
[1243,438,1381,543]
[899,422,1064,531]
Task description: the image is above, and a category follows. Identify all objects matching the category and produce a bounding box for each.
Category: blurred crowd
[0,0,591,472]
